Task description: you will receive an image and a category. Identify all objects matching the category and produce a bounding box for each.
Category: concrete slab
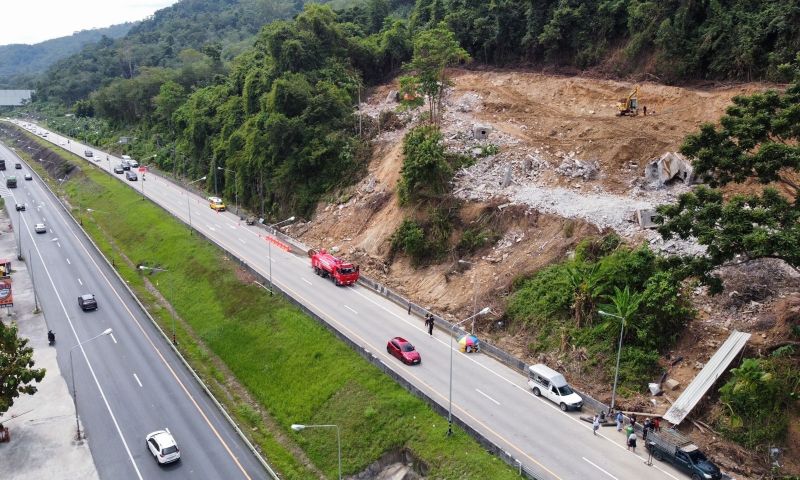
[0,210,98,480]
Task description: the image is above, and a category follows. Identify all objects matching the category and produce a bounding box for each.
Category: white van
[527,364,583,411]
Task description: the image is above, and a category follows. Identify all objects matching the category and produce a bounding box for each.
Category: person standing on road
[642,418,652,441]
[592,415,600,436]
[628,431,637,453]
[615,411,623,431]
[425,313,433,336]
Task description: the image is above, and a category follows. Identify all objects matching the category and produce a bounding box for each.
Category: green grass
[7,127,517,479]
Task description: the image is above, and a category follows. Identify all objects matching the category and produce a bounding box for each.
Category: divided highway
[11,121,689,480]
[0,137,269,479]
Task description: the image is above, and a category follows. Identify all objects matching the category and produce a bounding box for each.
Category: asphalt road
[11,122,690,480]
[0,137,269,479]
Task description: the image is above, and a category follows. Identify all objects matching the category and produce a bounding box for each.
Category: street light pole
[448,306,490,436]
[69,328,113,440]
[599,310,626,412]
[186,175,207,235]
[291,424,341,480]
[267,216,295,295]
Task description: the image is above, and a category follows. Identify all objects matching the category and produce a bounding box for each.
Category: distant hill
[37,0,313,103]
[0,23,133,86]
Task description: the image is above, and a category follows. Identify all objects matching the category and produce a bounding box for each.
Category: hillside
[0,23,132,87]
[289,70,800,478]
[36,0,316,103]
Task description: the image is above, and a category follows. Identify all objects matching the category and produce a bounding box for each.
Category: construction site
[287,69,799,478]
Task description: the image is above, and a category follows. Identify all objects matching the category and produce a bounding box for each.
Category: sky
[0,1,180,46]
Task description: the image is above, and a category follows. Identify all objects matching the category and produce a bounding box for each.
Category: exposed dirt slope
[289,70,797,478]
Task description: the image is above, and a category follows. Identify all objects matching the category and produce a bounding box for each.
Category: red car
[387,337,421,365]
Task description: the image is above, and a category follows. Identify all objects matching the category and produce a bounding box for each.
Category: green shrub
[398,125,451,204]
[456,227,497,255]
[391,219,426,259]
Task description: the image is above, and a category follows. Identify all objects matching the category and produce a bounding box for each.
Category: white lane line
[476,388,500,405]
[110,333,118,344]
[582,457,617,480]
[207,225,216,232]
[228,224,236,230]
[344,305,358,314]
[302,278,312,285]
[66,258,71,265]
[238,238,246,245]
[17,212,144,479]
[78,278,83,286]
[133,373,142,388]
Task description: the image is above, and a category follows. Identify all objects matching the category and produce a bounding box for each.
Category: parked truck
[6,176,17,188]
[646,429,722,480]
[309,249,360,286]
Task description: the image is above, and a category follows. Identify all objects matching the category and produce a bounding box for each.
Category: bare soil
[290,70,798,478]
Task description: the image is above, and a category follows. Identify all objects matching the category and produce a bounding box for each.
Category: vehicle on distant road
[7,176,17,188]
[0,159,5,170]
[125,171,138,181]
[15,162,21,169]
[84,150,93,157]
[208,196,226,211]
[34,223,46,234]
[146,429,181,464]
[122,163,130,171]
[527,363,583,411]
[15,203,25,211]
[114,165,125,174]
[24,173,32,181]
[78,294,98,311]
[387,337,421,365]
[310,248,360,286]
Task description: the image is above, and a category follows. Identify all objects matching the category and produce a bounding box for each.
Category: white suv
[146,429,180,464]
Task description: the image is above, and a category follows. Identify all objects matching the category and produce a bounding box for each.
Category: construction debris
[644,152,694,188]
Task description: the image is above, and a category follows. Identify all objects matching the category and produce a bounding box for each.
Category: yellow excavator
[617,86,639,116]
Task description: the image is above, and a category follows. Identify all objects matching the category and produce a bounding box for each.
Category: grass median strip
[5,126,518,479]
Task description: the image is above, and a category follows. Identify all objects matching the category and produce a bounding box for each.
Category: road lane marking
[110,333,118,344]
[78,278,83,286]
[582,457,617,480]
[66,258,71,265]
[239,238,246,245]
[302,278,312,285]
[17,210,144,479]
[133,373,142,387]
[476,388,500,405]
[55,208,255,479]
[344,305,357,314]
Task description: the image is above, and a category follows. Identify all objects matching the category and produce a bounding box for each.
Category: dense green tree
[657,63,800,292]
[398,125,451,202]
[1,322,46,415]
[402,22,469,125]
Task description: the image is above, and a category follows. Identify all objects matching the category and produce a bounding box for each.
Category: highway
[0,136,269,479]
[10,121,689,480]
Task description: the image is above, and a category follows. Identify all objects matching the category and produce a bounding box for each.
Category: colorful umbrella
[458,334,481,353]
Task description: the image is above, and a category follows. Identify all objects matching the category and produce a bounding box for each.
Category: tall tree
[1,322,46,415]
[657,60,800,292]
[402,22,469,125]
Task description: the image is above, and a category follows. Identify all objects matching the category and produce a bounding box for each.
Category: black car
[15,203,25,211]
[84,150,93,157]
[126,171,138,181]
[78,294,98,311]
[15,162,22,169]
[114,165,125,174]
[122,163,131,171]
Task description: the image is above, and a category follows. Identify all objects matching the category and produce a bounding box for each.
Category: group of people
[591,410,662,453]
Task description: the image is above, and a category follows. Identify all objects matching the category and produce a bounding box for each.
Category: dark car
[78,294,98,311]
[15,162,22,169]
[387,337,421,365]
[114,165,125,174]
[122,163,131,171]
[15,203,25,211]
[126,171,138,181]
[84,150,93,157]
